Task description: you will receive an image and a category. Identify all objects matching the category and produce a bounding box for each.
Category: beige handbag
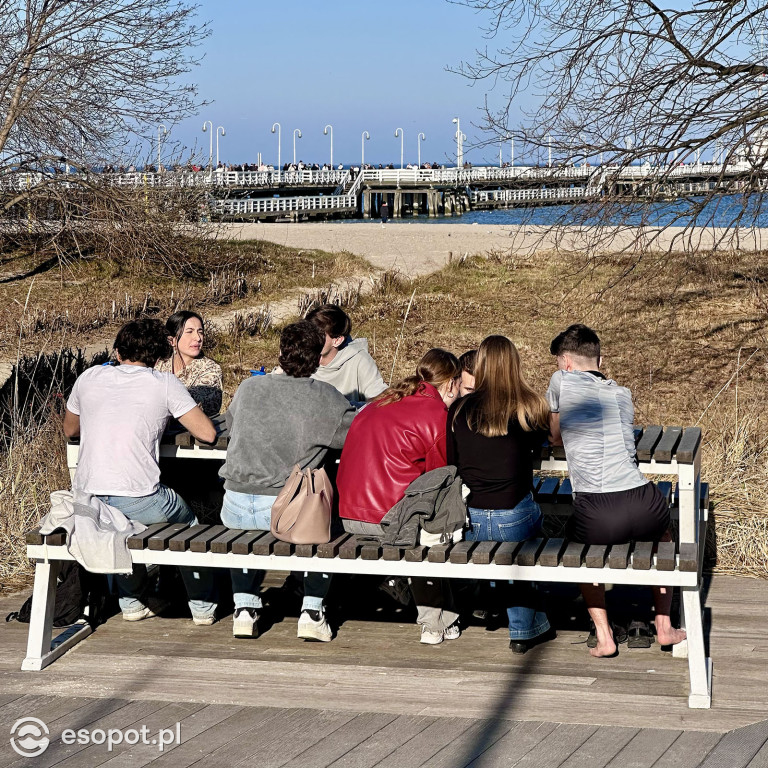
[270,465,333,544]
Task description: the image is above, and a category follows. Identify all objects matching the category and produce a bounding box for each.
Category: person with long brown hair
[337,348,462,644]
[448,335,554,653]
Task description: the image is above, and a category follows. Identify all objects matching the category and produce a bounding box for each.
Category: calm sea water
[343,194,768,228]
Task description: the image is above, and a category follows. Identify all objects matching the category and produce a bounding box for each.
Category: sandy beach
[219,221,768,277]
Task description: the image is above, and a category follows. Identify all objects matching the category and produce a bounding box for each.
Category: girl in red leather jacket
[337,348,462,644]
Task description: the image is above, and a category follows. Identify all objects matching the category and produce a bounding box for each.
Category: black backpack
[6,563,109,628]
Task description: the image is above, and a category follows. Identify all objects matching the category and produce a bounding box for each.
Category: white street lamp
[418,132,426,168]
[499,140,503,168]
[271,122,281,180]
[216,126,225,168]
[547,133,552,168]
[323,124,334,169]
[361,130,370,168]
[510,138,514,168]
[452,117,463,167]
[394,127,404,169]
[157,124,168,171]
[293,128,302,166]
[201,121,213,170]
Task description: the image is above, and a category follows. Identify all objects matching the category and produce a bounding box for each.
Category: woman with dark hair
[63,319,217,624]
[448,335,554,653]
[304,304,386,404]
[219,320,356,642]
[155,310,223,417]
[336,348,462,644]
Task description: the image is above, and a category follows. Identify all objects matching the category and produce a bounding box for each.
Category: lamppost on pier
[547,133,552,168]
[323,124,333,169]
[418,132,426,168]
[157,124,168,171]
[293,128,302,166]
[452,117,463,167]
[361,130,370,169]
[216,126,226,168]
[510,138,514,167]
[499,140,503,168]
[201,121,213,170]
[394,127,404,169]
[271,122,281,180]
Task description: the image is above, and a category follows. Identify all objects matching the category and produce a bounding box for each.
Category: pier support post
[393,190,402,218]
[413,192,421,216]
[362,190,371,219]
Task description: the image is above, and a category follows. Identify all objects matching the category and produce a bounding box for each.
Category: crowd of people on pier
[63,306,686,658]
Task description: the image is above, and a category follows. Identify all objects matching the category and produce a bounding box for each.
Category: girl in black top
[448,335,553,653]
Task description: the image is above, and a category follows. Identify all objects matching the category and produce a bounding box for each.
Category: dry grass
[2,237,768,592]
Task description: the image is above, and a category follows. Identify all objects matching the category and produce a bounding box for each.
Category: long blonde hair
[453,335,549,436]
[374,348,460,407]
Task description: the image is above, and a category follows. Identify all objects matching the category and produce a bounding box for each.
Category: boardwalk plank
[558,725,638,768]
[422,718,515,768]
[651,731,723,768]
[462,720,558,768]
[604,728,682,768]
[375,715,477,768]
[697,720,768,768]
[509,723,598,768]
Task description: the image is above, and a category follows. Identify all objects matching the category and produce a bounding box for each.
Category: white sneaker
[297,609,332,642]
[444,623,461,641]
[420,625,444,645]
[193,614,216,626]
[122,597,170,622]
[232,607,259,638]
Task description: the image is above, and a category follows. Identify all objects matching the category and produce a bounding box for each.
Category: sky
[166,0,514,168]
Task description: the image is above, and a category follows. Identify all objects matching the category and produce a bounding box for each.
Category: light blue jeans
[98,484,217,621]
[221,489,330,612]
[466,492,551,640]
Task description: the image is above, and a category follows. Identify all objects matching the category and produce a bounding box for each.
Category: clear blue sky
[166,0,514,167]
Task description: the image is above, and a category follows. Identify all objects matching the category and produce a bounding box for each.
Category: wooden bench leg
[680,585,712,708]
[21,559,93,671]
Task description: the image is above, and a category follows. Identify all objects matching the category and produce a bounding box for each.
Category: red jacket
[337,383,449,524]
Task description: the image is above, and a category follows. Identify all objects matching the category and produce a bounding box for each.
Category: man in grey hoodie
[306,304,387,404]
[220,320,356,642]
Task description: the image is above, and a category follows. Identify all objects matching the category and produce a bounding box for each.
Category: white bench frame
[24,439,710,708]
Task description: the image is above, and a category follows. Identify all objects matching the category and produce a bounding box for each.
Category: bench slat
[273,539,294,556]
[252,533,278,555]
[539,538,567,567]
[585,544,608,568]
[516,538,545,566]
[536,478,560,503]
[168,524,210,552]
[296,543,317,557]
[318,533,350,558]
[632,541,654,570]
[427,542,453,563]
[679,543,699,572]
[636,425,663,461]
[656,541,676,571]
[552,444,567,460]
[653,426,683,462]
[128,523,175,550]
[675,427,702,463]
[471,541,499,565]
[404,545,427,562]
[531,475,543,494]
[633,426,643,444]
[607,543,630,569]
[361,541,382,560]
[449,541,477,564]
[26,528,67,546]
[556,479,573,504]
[230,531,268,555]
[493,541,523,565]
[148,523,190,551]
[210,529,247,554]
[382,545,403,561]
[189,525,228,553]
[339,536,362,559]
[562,541,586,567]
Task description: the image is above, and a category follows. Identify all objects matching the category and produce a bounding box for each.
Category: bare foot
[589,635,617,657]
[656,626,687,646]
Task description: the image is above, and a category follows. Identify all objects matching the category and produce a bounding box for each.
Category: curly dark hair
[113,319,173,367]
[279,320,324,378]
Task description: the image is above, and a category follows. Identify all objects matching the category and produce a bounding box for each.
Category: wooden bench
[25,424,711,708]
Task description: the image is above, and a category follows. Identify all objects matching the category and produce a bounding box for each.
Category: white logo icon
[10,717,50,757]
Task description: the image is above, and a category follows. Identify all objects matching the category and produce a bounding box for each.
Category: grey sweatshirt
[311,337,387,403]
[220,374,356,495]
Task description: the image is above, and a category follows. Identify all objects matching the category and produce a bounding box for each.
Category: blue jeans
[466,493,551,640]
[98,484,217,621]
[221,489,330,612]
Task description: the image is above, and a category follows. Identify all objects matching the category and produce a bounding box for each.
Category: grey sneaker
[420,625,444,645]
[443,623,461,641]
[297,609,332,642]
[232,607,259,638]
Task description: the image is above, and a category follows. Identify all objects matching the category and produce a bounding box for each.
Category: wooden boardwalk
[1,573,767,767]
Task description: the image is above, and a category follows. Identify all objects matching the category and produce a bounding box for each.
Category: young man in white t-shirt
[64,319,217,623]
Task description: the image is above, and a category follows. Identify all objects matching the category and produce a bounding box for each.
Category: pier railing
[213,193,357,216]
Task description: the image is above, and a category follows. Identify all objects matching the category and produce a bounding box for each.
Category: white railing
[472,187,592,203]
[213,194,357,215]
